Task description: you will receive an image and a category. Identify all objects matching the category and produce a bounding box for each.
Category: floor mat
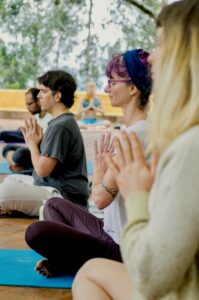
[0,160,93,175]
[0,249,74,288]
[0,161,12,174]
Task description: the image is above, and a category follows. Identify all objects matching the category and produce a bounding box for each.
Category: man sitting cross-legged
[2,87,53,174]
[0,70,89,217]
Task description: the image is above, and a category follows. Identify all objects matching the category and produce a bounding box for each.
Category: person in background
[2,88,53,173]
[78,81,110,129]
[0,88,50,143]
[25,48,151,278]
[72,1,199,300]
[0,70,89,217]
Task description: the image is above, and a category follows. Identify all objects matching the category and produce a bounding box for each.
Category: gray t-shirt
[33,112,89,207]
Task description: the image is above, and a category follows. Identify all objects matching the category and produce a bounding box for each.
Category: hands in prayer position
[107,131,159,199]
[94,132,114,175]
[21,117,43,147]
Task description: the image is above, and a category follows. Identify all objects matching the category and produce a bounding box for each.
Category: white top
[35,113,53,133]
[103,120,147,244]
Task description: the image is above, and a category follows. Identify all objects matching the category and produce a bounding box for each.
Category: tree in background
[0,0,85,88]
[0,0,167,90]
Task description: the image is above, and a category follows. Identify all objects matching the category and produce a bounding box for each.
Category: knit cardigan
[121,126,199,300]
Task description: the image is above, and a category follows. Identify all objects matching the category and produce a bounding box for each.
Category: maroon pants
[25,197,122,274]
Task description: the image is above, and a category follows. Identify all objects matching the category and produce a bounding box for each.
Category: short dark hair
[37,70,77,108]
[26,88,39,102]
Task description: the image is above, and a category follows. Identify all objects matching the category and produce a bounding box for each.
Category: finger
[130,132,145,163]
[104,132,111,151]
[20,127,26,137]
[150,150,159,177]
[109,139,115,154]
[31,118,37,134]
[99,134,105,153]
[24,120,29,131]
[106,154,120,178]
[120,131,134,163]
[26,118,33,132]
[113,137,125,169]
[94,140,98,155]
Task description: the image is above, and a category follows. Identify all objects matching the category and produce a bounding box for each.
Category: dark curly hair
[38,70,77,108]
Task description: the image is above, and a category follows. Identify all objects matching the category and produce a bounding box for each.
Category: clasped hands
[87,99,98,111]
[21,117,43,147]
[95,131,159,199]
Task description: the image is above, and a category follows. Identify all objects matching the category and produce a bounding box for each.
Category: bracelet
[101,182,118,198]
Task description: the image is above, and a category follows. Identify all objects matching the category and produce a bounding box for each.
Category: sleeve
[121,140,199,299]
[40,125,71,163]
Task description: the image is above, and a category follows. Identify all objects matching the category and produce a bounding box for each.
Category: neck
[49,104,69,117]
[122,100,146,128]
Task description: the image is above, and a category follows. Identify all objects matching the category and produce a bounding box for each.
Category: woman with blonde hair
[72,1,199,299]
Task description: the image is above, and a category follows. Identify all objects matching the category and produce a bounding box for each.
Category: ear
[54,91,62,103]
[129,84,138,97]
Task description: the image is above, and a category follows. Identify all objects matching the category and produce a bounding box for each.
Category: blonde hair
[149,0,199,153]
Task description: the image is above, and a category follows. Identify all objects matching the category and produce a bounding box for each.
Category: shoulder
[163,126,199,157]
[158,126,199,173]
[48,113,77,132]
[126,120,148,146]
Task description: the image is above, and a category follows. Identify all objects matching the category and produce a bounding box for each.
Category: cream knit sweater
[121,126,199,300]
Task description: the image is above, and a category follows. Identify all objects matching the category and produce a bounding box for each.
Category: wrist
[28,142,39,151]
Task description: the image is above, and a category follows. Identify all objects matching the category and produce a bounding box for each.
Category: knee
[2,145,13,158]
[13,149,24,164]
[0,181,13,200]
[25,221,47,248]
[72,259,98,292]
[44,197,67,213]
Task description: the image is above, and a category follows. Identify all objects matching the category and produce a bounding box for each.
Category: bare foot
[0,205,13,216]
[35,259,70,278]
[9,164,25,173]
[35,259,53,278]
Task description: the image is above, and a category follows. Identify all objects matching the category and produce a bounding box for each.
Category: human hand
[94,132,114,175]
[107,131,159,199]
[21,117,43,147]
[90,99,97,111]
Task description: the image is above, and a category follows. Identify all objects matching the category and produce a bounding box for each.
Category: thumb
[20,127,26,137]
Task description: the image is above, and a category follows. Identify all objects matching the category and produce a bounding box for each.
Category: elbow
[95,200,106,210]
[92,196,107,210]
[35,167,51,177]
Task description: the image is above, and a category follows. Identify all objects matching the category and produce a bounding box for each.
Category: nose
[104,84,110,94]
[148,51,154,66]
[37,91,42,100]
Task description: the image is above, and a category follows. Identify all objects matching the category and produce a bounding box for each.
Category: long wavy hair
[149,0,199,153]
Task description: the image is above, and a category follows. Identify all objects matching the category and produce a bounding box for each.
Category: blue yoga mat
[0,161,12,174]
[0,160,94,175]
[0,249,74,288]
[87,160,93,175]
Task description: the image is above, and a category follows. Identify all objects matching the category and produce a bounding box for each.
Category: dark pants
[25,197,122,274]
[2,145,33,170]
[0,130,24,143]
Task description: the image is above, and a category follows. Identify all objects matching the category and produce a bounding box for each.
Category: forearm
[28,143,41,172]
[92,168,118,209]
[79,108,89,114]
[95,107,104,114]
[121,185,199,299]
